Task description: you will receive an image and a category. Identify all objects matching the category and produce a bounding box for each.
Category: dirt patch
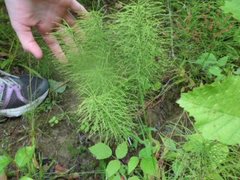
[0,85,183,179]
[0,90,99,179]
[147,87,184,131]
[0,117,29,156]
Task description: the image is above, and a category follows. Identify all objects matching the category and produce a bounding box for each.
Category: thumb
[13,23,43,59]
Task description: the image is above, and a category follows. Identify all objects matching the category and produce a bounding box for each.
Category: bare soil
[0,86,184,178]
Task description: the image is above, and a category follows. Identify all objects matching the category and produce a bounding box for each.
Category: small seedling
[89,139,160,179]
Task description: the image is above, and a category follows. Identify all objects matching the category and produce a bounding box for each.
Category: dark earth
[0,82,184,179]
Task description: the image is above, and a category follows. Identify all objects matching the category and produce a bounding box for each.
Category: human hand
[4,0,87,61]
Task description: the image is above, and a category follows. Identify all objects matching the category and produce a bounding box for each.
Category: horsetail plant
[59,0,169,142]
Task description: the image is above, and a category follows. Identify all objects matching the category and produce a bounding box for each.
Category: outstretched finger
[64,12,75,26]
[70,0,88,15]
[42,33,67,63]
[13,23,43,59]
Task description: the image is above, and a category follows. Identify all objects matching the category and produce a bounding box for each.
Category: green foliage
[163,134,230,178]
[0,155,11,175]
[115,142,128,159]
[196,53,231,80]
[106,160,121,178]
[140,157,159,177]
[127,157,139,175]
[171,0,239,85]
[19,177,33,180]
[178,76,240,145]
[48,116,61,127]
[89,138,160,179]
[60,0,168,142]
[15,146,35,168]
[128,176,140,180]
[221,0,240,21]
[89,143,112,160]
[0,146,35,179]
[48,79,67,94]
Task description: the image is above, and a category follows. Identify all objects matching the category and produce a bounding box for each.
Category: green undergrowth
[171,0,240,85]
[1,0,240,179]
[59,0,170,142]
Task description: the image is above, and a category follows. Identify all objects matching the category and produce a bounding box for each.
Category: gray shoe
[0,70,49,117]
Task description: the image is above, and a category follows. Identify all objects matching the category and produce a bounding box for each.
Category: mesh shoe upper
[0,71,49,110]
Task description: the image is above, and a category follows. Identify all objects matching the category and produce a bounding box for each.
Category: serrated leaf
[15,146,35,168]
[208,143,229,167]
[89,143,112,160]
[140,157,159,177]
[177,76,240,145]
[0,155,12,174]
[128,156,139,174]
[106,160,121,178]
[20,176,33,180]
[183,134,229,167]
[115,142,128,159]
[221,0,240,21]
[128,176,140,180]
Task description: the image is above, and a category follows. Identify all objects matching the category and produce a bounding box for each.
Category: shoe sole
[0,90,49,118]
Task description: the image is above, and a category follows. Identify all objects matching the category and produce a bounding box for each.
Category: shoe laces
[0,70,20,102]
[0,70,19,85]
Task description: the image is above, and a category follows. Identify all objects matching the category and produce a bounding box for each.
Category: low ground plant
[89,136,161,179]
[59,0,169,142]
[1,0,240,179]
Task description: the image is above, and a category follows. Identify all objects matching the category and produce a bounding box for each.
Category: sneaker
[0,70,49,117]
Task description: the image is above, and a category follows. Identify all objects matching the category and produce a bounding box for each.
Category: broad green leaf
[106,160,121,178]
[140,157,159,176]
[128,156,139,174]
[217,56,229,67]
[115,142,128,159]
[139,147,152,158]
[20,176,33,180]
[112,174,121,180]
[163,138,177,151]
[128,176,140,180]
[89,143,112,160]
[178,76,240,145]
[15,146,35,168]
[196,53,217,69]
[221,0,240,21]
[0,155,12,174]
[208,66,222,77]
[49,79,67,94]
